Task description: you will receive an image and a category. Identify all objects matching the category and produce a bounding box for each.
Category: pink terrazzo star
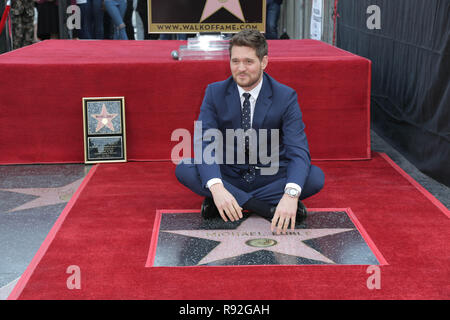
[91,104,118,132]
[164,215,354,265]
[200,0,245,22]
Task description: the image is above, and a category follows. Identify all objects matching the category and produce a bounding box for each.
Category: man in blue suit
[176,30,324,234]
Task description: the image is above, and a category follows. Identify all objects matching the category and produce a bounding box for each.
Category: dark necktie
[241,93,256,183]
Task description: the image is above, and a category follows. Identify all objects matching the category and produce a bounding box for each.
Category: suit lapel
[252,74,273,130]
[225,81,242,129]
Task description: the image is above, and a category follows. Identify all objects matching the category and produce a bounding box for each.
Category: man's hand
[271,194,298,234]
[209,183,243,222]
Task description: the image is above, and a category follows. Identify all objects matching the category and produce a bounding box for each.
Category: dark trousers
[175,161,325,206]
[266,0,281,39]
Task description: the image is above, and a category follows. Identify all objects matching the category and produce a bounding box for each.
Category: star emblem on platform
[163,215,354,265]
[91,104,118,132]
[200,0,245,22]
[0,178,83,213]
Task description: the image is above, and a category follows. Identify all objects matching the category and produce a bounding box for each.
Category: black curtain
[337,0,450,186]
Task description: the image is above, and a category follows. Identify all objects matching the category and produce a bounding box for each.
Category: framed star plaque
[82,97,127,164]
[147,0,266,34]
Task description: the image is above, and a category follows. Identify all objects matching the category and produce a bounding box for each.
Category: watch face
[288,189,298,196]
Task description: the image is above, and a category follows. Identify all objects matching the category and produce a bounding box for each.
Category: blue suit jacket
[195,72,311,189]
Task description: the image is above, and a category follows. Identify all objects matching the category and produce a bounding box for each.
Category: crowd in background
[9,0,283,50]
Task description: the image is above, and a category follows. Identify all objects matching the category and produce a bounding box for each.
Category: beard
[233,69,263,89]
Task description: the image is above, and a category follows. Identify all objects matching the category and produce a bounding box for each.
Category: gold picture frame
[82,97,127,164]
[147,0,266,34]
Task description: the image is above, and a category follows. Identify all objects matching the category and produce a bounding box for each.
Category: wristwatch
[285,187,300,198]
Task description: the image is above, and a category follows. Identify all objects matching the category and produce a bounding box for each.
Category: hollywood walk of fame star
[91,104,118,132]
[163,215,354,265]
[200,0,245,22]
[0,178,84,213]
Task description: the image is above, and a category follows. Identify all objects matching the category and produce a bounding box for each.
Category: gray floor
[1,130,448,299]
[0,165,91,299]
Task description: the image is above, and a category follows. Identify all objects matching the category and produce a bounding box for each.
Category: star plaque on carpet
[82,97,127,164]
[146,209,388,267]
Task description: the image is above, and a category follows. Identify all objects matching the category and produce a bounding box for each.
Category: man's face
[230,45,268,91]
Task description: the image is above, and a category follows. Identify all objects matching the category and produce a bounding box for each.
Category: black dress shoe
[201,197,220,219]
[296,199,308,222]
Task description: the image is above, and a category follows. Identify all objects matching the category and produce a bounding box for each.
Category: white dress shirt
[206,77,302,196]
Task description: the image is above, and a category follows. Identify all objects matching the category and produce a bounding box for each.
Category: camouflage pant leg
[12,15,35,49]
[22,15,35,47]
[11,0,35,50]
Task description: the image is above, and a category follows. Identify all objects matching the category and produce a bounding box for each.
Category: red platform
[0,39,371,164]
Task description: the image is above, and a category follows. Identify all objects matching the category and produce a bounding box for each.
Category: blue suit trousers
[175,160,325,206]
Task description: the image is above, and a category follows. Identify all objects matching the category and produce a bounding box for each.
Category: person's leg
[11,12,23,50]
[241,164,324,220]
[103,10,112,39]
[250,165,325,205]
[136,0,148,39]
[48,1,59,39]
[104,0,128,39]
[91,0,104,39]
[124,0,135,39]
[78,3,91,39]
[33,6,39,42]
[175,160,252,206]
[23,13,35,47]
[117,0,128,39]
[249,177,285,206]
[299,165,325,200]
[36,2,51,40]
[265,0,281,39]
[176,161,324,219]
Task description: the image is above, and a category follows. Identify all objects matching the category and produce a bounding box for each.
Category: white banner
[310,0,323,40]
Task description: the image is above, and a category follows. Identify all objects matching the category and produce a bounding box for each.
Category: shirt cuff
[285,183,302,196]
[206,178,223,189]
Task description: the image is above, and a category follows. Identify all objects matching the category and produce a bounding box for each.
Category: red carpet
[9,153,449,300]
[0,40,370,164]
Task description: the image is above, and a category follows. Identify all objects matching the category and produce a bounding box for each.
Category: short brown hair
[229,29,268,61]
